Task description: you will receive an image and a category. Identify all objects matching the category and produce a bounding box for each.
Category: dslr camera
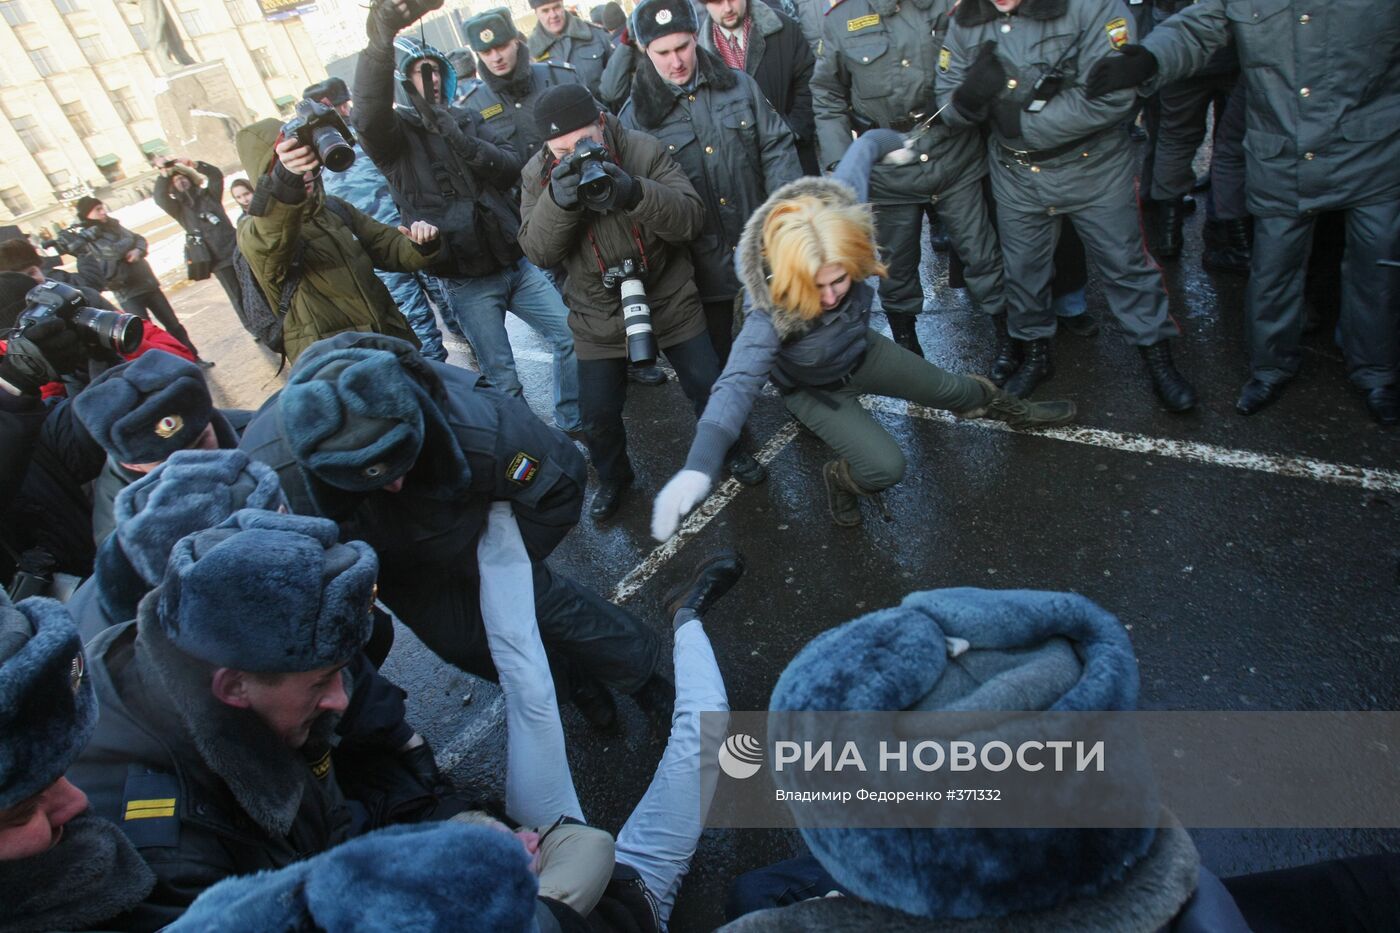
[559,138,614,210]
[601,258,656,366]
[283,100,357,173]
[16,281,142,356]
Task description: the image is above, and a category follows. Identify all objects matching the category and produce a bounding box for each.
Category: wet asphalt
[180,175,1400,931]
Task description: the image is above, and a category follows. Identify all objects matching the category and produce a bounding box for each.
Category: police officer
[528,0,615,99]
[938,0,1197,411]
[619,0,803,368]
[463,10,592,162]
[811,0,1008,358]
[1087,1,1400,424]
[447,49,480,107]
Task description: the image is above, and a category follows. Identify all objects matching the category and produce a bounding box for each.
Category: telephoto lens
[312,123,356,172]
[620,277,657,366]
[72,307,143,355]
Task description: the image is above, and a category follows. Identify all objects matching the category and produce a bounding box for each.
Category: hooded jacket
[518,114,707,359]
[234,119,425,363]
[528,12,614,98]
[352,36,526,279]
[153,163,237,267]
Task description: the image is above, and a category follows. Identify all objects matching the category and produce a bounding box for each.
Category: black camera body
[47,225,99,258]
[602,258,657,366]
[559,138,614,210]
[283,100,357,173]
[17,281,142,355]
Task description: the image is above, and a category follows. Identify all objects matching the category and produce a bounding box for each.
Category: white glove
[651,469,712,541]
[880,141,918,166]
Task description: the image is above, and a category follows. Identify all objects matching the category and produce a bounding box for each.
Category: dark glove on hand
[366,0,438,47]
[550,160,582,209]
[406,87,479,158]
[400,741,455,798]
[0,318,80,394]
[596,160,643,213]
[1085,44,1158,98]
[990,100,1022,140]
[952,41,1007,122]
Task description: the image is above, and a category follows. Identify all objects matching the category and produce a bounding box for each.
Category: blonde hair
[762,195,886,320]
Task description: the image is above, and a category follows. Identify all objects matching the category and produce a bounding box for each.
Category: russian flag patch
[507,452,540,485]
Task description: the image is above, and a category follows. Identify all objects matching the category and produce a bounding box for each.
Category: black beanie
[534,84,601,141]
[632,0,699,47]
[601,1,626,32]
[75,196,103,222]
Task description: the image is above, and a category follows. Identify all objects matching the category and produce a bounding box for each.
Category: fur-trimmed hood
[627,44,738,129]
[956,0,1067,26]
[734,174,866,340]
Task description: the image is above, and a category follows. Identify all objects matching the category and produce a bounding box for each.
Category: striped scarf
[711,15,752,71]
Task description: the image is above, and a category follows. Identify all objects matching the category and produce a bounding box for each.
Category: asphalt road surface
[170,196,1398,930]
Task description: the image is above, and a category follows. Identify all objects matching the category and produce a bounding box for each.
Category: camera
[602,258,656,366]
[16,281,142,356]
[283,99,357,173]
[559,138,614,210]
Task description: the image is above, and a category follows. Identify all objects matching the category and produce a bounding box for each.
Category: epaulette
[544,60,576,70]
[119,767,181,849]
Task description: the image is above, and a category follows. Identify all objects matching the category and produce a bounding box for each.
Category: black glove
[1085,44,1158,99]
[405,86,479,159]
[594,161,643,213]
[399,740,455,799]
[366,0,439,47]
[550,160,582,210]
[990,100,1022,140]
[0,317,82,395]
[952,41,1007,122]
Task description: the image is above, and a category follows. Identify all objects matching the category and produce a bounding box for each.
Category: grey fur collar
[628,45,738,129]
[734,174,863,340]
[957,0,1067,27]
[134,596,311,837]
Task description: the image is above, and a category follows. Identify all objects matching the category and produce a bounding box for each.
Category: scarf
[712,14,752,71]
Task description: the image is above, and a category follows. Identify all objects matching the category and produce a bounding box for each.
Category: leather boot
[663,549,746,622]
[1003,338,1053,399]
[1202,217,1252,276]
[1140,341,1197,412]
[887,314,924,357]
[962,374,1076,428]
[822,459,867,527]
[1151,198,1185,260]
[989,314,1023,386]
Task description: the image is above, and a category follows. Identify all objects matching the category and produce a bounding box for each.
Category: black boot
[989,314,1023,386]
[571,677,619,732]
[663,549,746,621]
[1140,341,1197,412]
[1003,338,1053,399]
[1203,217,1252,276]
[1150,198,1185,260]
[887,314,924,357]
[627,364,668,386]
[1360,386,1399,426]
[589,476,632,520]
[1236,377,1285,415]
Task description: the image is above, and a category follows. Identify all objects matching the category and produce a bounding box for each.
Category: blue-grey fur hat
[166,822,538,932]
[114,450,288,587]
[0,593,96,809]
[278,346,429,493]
[770,588,1154,922]
[73,350,214,466]
[463,10,516,52]
[631,0,698,46]
[156,511,378,673]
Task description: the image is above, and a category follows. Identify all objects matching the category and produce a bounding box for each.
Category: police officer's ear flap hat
[464,11,516,52]
[534,83,601,141]
[769,589,1198,926]
[74,350,214,467]
[157,514,378,673]
[303,76,350,106]
[631,0,698,47]
[0,593,95,810]
[114,450,288,588]
[166,822,539,932]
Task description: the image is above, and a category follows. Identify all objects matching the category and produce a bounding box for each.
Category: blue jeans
[726,855,848,921]
[377,269,446,362]
[424,259,582,432]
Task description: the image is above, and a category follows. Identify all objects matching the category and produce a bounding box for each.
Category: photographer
[152,156,241,311]
[353,2,584,437]
[519,85,760,520]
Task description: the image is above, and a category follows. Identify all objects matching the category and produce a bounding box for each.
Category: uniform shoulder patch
[1105,17,1129,49]
[480,102,505,119]
[938,46,951,72]
[847,12,880,31]
[533,51,551,62]
[121,769,180,849]
[507,451,540,485]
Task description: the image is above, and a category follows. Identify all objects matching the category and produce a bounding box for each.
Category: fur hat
[534,83,601,141]
[167,822,538,932]
[73,350,214,466]
[303,76,350,105]
[114,450,288,587]
[631,0,698,47]
[600,1,626,32]
[0,593,96,809]
[156,512,377,673]
[75,196,103,221]
[770,589,1163,922]
[464,11,516,52]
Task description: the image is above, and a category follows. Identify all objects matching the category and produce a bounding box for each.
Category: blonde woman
[651,129,1076,534]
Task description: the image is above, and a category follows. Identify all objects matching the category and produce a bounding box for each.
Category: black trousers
[578,331,719,483]
[120,289,198,356]
[702,299,737,367]
[211,263,242,312]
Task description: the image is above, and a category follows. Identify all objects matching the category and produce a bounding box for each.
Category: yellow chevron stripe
[125,798,176,819]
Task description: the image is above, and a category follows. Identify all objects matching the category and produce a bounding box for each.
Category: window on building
[11,114,48,153]
[225,0,250,25]
[77,35,108,64]
[0,186,32,215]
[178,10,209,36]
[28,47,58,77]
[110,86,142,123]
[54,0,82,13]
[250,47,277,80]
[0,2,30,27]
[61,101,95,137]
[45,167,71,189]
[97,160,124,183]
[129,22,149,50]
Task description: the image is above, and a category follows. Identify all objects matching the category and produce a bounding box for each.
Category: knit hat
[464,10,516,51]
[600,1,626,32]
[73,350,214,466]
[278,346,430,492]
[75,196,103,221]
[631,0,698,46]
[447,48,477,80]
[0,593,96,809]
[166,822,538,932]
[114,450,288,587]
[534,83,601,141]
[157,512,378,673]
[303,76,350,106]
[770,589,1172,923]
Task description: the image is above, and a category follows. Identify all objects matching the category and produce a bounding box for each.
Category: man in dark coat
[152,156,241,310]
[528,0,615,98]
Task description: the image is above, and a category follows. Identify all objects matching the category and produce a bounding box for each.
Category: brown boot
[960,374,1077,428]
[822,459,867,527]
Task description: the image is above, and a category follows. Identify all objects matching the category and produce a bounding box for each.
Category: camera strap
[585,224,649,279]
